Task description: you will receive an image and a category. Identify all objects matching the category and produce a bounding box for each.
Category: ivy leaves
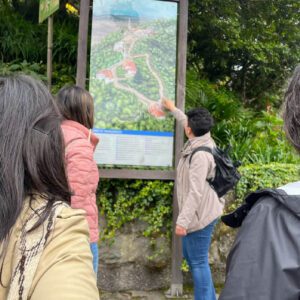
[98,180,173,241]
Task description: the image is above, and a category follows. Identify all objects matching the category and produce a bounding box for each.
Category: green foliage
[0,1,79,66]
[245,112,299,164]
[0,60,46,80]
[234,163,300,208]
[98,179,173,240]
[52,20,79,65]
[186,71,300,165]
[188,0,300,107]
[186,69,248,121]
[97,163,300,242]
[0,1,77,93]
[0,4,46,61]
[51,63,76,94]
[181,259,189,272]
[0,60,75,94]
[215,111,300,164]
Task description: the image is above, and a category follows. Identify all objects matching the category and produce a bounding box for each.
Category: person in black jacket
[219,65,300,300]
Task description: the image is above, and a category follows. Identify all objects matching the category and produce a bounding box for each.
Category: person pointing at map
[162,98,224,300]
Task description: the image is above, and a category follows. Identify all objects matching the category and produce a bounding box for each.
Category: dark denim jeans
[90,242,99,275]
[182,219,218,300]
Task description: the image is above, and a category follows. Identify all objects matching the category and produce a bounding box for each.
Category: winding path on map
[102,26,166,107]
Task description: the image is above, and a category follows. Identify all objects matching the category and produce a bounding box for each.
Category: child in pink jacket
[56,86,100,274]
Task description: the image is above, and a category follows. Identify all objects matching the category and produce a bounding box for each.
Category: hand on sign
[162,97,176,112]
[175,225,187,236]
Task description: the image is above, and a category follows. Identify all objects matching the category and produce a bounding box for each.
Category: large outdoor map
[89,0,178,167]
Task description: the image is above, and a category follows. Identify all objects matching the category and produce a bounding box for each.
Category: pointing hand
[162,97,176,112]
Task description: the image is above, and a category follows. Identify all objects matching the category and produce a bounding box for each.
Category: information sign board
[89,0,178,167]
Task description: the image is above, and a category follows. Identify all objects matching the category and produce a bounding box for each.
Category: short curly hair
[186,107,214,137]
[283,65,300,152]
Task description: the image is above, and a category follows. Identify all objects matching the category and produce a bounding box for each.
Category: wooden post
[169,0,189,297]
[76,0,91,88]
[47,15,54,90]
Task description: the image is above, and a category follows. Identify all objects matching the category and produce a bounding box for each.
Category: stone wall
[98,219,171,291]
[97,215,237,292]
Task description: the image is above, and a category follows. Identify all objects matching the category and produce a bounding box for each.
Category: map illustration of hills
[90,5,177,132]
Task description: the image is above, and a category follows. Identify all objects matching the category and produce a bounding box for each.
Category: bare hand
[175,225,187,236]
[162,97,176,112]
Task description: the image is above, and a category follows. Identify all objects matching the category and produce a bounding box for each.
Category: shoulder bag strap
[189,146,213,165]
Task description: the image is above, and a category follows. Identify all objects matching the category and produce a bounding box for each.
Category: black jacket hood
[247,187,300,217]
[222,182,300,228]
[277,181,300,216]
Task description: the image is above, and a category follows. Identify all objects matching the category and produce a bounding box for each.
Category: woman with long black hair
[0,75,99,300]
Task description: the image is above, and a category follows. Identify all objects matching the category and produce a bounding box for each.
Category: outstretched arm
[162,98,188,129]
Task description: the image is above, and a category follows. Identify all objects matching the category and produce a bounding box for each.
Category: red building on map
[96,69,114,83]
[122,60,137,77]
[148,102,166,119]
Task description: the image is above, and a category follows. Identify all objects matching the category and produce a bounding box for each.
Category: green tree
[188,0,300,107]
[0,0,79,65]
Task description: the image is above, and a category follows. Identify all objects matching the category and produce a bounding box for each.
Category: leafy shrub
[217,111,300,164]
[51,63,76,94]
[246,112,299,164]
[0,60,76,94]
[186,69,245,121]
[0,5,46,62]
[0,3,79,66]
[0,60,46,80]
[53,20,79,66]
[186,70,299,165]
[234,163,300,209]
[97,179,174,240]
[97,164,300,241]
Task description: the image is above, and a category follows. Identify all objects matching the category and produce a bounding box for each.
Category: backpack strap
[189,146,213,165]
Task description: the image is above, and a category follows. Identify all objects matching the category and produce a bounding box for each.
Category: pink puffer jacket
[61,120,99,243]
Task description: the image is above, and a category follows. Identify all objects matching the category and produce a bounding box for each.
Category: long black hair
[283,65,300,152]
[0,75,71,243]
[56,86,94,129]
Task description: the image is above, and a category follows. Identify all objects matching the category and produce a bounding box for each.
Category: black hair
[283,65,300,152]
[56,86,94,129]
[0,75,71,244]
[186,107,214,137]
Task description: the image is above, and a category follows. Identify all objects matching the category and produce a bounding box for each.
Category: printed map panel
[90,0,178,167]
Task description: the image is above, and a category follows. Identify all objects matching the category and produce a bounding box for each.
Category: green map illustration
[89,14,177,132]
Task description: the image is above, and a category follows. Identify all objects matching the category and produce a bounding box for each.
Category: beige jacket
[172,108,225,233]
[0,196,99,300]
